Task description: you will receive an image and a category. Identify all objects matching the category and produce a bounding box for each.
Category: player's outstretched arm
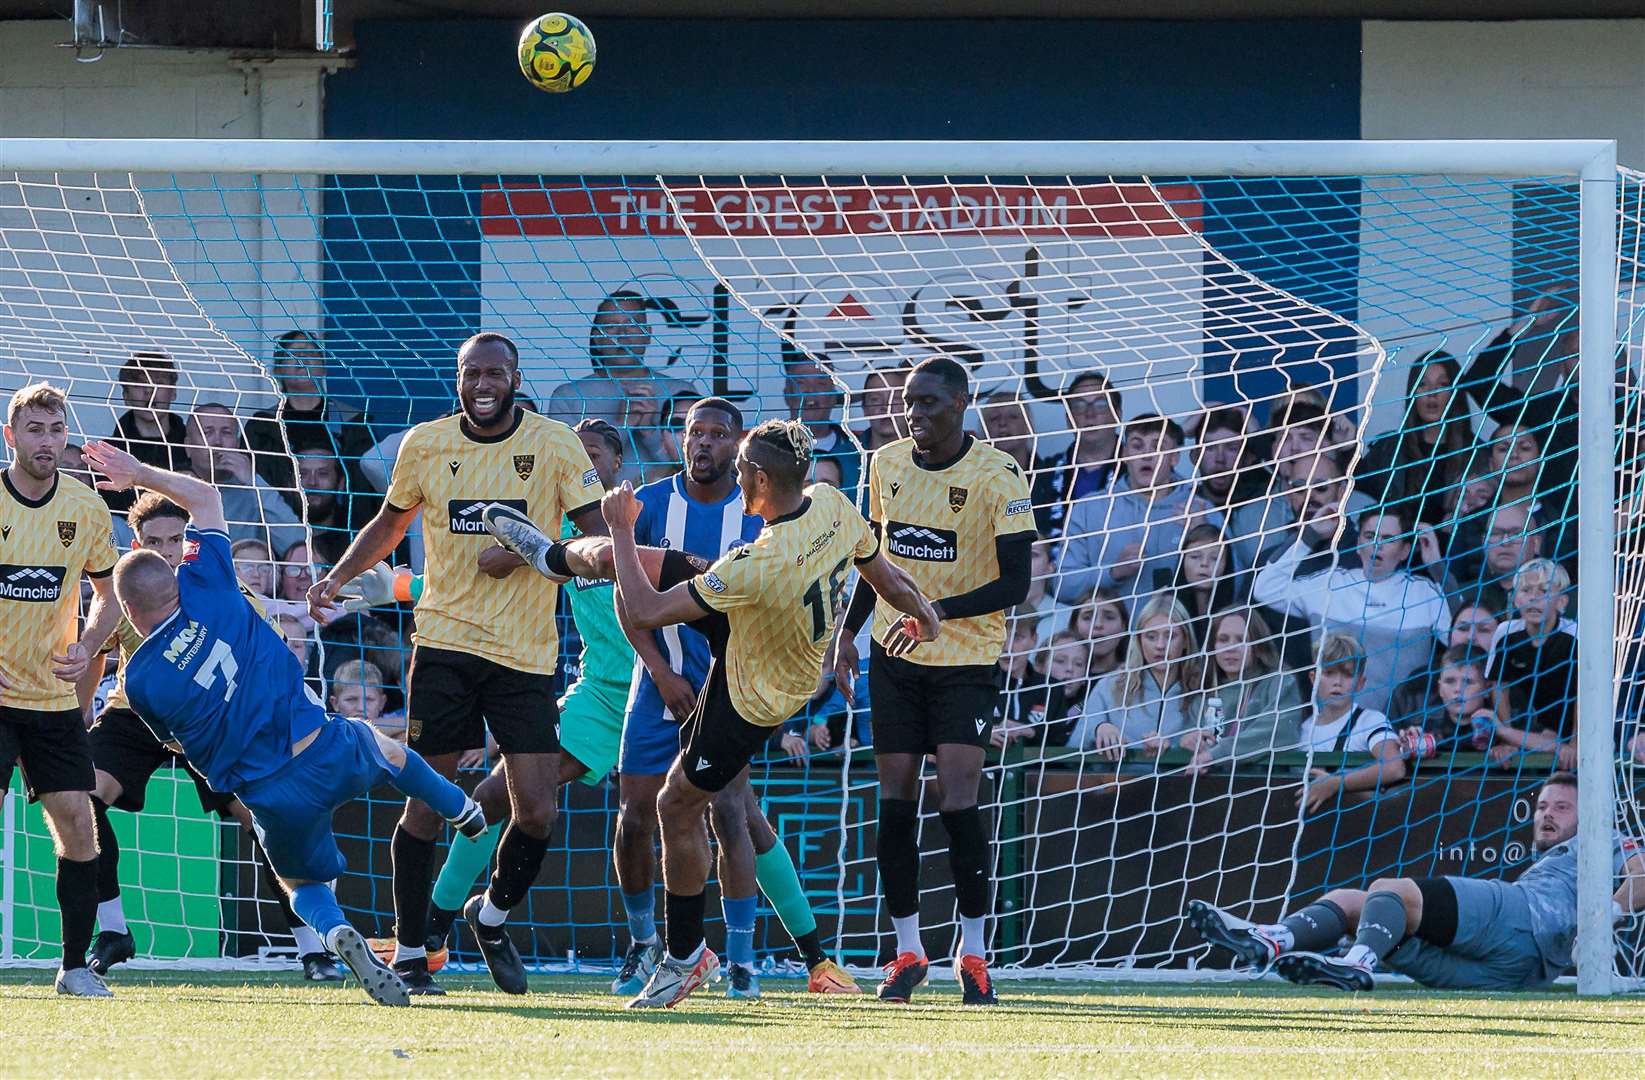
[857,552,941,657]
[601,483,705,631]
[309,504,418,620]
[82,440,226,533]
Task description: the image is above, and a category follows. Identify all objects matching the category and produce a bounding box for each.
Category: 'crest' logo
[56,520,76,548]
[948,486,968,513]
[513,454,535,481]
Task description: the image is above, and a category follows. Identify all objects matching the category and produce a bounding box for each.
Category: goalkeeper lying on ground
[1186,771,1644,991]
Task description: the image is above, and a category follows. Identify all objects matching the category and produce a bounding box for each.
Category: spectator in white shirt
[1296,633,1407,814]
[1254,501,1451,714]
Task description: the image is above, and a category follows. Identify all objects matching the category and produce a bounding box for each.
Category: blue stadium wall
[323,17,1363,423]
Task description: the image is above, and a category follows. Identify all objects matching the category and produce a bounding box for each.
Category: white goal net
[0,140,1638,988]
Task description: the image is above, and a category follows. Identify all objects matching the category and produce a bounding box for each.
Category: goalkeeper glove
[337,563,409,612]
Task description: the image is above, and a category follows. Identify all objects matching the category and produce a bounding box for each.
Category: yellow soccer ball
[517,13,596,93]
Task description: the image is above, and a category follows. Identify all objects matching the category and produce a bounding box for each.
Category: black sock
[485,824,551,915]
[1281,899,1348,953]
[391,825,437,948]
[58,856,99,970]
[939,806,991,920]
[252,837,302,933]
[877,798,921,919]
[664,890,706,962]
[428,903,459,943]
[1355,891,1408,963]
[794,929,827,970]
[92,800,120,905]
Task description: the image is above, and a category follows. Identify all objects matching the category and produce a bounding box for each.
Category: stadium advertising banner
[478,182,1208,421]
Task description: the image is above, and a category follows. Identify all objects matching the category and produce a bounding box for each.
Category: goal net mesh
[0,162,1641,978]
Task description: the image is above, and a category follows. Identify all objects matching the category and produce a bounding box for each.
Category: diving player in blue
[81,440,486,1007]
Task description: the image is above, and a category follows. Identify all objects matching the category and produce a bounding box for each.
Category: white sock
[669,940,705,966]
[96,898,128,936]
[292,924,324,955]
[957,915,987,961]
[477,895,508,928]
[323,925,348,954]
[392,943,426,964]
[892,914,924,959]
[1262,924,1294,951]
[1342,944,1377,970]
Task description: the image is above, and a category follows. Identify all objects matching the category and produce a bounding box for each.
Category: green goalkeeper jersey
[559,518,633,693]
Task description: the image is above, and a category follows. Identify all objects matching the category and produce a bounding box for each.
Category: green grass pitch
[0,969,1639,1078]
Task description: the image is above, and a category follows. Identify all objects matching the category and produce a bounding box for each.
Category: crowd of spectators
[78,291,1612,814]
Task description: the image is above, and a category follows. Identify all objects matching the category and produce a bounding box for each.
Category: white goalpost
[0,138,1629,993]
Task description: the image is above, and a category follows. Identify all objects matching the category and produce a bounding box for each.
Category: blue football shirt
[124,526,329,793]
[627,474,762,722]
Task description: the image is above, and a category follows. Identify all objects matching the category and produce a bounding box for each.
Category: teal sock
[755,842,816,938]
[430,823,500,912]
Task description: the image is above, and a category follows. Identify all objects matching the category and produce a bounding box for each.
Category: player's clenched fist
[600,482,642,532]
[306,573,344,623]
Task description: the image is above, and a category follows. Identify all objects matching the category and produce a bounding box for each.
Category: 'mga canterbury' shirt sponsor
[0,563,66,602]
[885,521,958,562]
[447,498,527,535]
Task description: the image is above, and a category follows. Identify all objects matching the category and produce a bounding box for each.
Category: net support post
[1575,139,1620,997]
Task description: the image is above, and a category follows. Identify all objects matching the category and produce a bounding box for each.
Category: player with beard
[0,383,122,997]
[835,356,1036,1006]
[1189,773,1645,991]
[308,332,606,996]
[485,399,862,997]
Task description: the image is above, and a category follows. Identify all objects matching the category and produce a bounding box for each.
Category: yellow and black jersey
[102,580,279,713]
[0,471,116,711]
[386,408,602,674]
[867,435,1035,668]
[687,483,879,726]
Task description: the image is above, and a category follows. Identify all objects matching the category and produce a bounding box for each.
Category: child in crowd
[1009,540,1061,645]
[329,658,388,724]
[1075,595,1202,762]
[1395,645,1496,758]
[1159,523,1243,647]
[1295,633,1407,813]
[1184,608,1305,770]
[1483,558,1578,768]
[1069,585,1128,681]
[995,631,1091,749]
[231,537,275,597]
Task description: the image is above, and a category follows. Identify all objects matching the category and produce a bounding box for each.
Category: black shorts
[0,705,96,801]
[679,657,776,794]
[89,706,236,817]
[407,645,560,758]
[868,643,1002,755]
